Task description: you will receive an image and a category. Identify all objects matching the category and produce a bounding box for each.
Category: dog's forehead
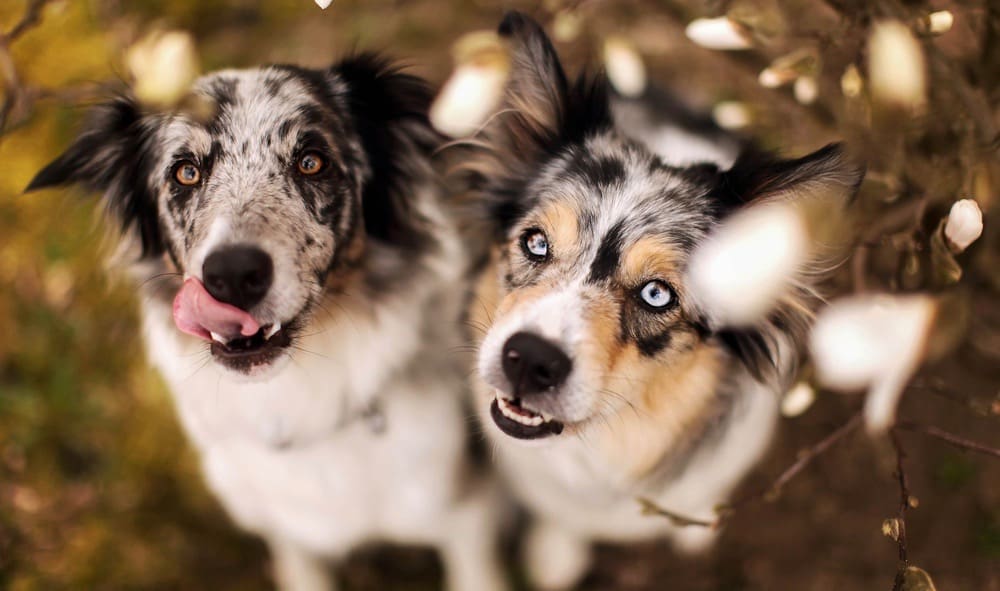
[532,133,717,254]
[192,67,347,145]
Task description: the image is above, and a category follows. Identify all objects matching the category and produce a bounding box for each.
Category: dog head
[466,13,863,444]
[28,55,437,376]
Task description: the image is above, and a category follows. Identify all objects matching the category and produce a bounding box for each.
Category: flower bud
[685,17,752,50]
[840,64,863,98]
[711,101,752,130]
[868,20,926,111]
[126,30,200,109]
[603,36,647,97]
[781,382,816,417]
[689,203,807,326]
[794,76,818,105]
[429,32,509,138]
[943,199,983,253]
[810,294,936,434]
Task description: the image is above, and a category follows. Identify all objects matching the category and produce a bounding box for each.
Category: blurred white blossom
[926,10,954,35]
[689,203,807,326]
[603,36,647,97]
[685,17,752,50]
[781,382,816,417]
[868,20,926,111]
[125,30,200,109]
[553,10,583,42]
[711,101,752,130]
[943,199,983,253]
[758,48,817,88]
[810,294,937,434]
[429,32,509,138]
[840,64,863,98]
[314,0,333,8]
[794,76,819,104]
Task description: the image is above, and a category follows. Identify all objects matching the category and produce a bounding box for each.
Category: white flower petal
[927,11,953,35]
[794,76,819,105]
[943,198,983,253]
[781,382,816,417]
[711,101,752,130]
[314,0,333,8]
[685,17,752,50]
[689,203,807,326]
[603,37,647,98]
[810,294,936,434]
[430,62,508,137]
[126,30,200,109]
[868,20,926,110]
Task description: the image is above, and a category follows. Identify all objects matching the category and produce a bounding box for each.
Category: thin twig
[895,420,1000,459]
[0,0,52,137]
[641,411,864,528]
[889,430,910,591]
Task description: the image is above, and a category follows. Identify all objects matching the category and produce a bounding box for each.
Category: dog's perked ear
[25,96,163,258]
[462,12,615,237]
[331,53,438,252]
[713,142,865,214]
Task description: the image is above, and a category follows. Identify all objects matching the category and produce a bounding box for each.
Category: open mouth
[209,321,293,372]
[490,395,564,440]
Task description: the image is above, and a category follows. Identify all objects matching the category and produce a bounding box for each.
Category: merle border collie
[28,55,506,591]
[460,13,863,590]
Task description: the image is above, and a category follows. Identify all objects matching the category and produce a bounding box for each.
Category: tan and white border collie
[461,13,862,590]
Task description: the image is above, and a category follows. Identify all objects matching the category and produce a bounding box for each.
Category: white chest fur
[141,287,468,557]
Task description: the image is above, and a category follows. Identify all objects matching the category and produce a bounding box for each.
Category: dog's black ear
[332,53,437,251]
[26,96,164,258]
[458,13,614,239]
[714,142,865,214]
[495,11,613,158]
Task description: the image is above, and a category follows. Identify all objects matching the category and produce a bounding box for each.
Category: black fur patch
[334,53,439,252]
[588,219,625,282]
[635,330,672,357]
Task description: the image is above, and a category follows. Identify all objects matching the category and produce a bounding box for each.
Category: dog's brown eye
[174,161,201,186]
[297,152,325,175]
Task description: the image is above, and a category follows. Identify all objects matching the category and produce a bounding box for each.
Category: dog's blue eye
[639,280,673,309]
[521,229,549,261]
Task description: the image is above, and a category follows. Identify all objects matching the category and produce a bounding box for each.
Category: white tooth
[264,322,281,340]
[497,397,543,426]
[210,332,227,344]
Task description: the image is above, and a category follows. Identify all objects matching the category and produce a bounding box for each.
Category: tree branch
[895,420,1000,459]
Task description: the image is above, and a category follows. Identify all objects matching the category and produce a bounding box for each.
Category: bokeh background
[1,1,997,589]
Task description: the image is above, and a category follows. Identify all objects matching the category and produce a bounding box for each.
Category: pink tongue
[172,277,261,341]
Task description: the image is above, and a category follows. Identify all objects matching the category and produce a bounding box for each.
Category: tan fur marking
[621,236,683,286]
[589,343,723,481]
[534,201,578,255]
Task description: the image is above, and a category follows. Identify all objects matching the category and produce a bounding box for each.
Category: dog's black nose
[202,245,273,311]
[501,332,572,395]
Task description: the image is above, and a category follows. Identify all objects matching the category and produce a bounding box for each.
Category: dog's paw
[524,521,591,591]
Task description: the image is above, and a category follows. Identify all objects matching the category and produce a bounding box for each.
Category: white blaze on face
[809,294,936,434]
[688,202,808,327]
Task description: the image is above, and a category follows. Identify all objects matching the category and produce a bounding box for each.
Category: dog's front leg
[269,538,335,591]
[438,478,509,591]
[523,519,591,591]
